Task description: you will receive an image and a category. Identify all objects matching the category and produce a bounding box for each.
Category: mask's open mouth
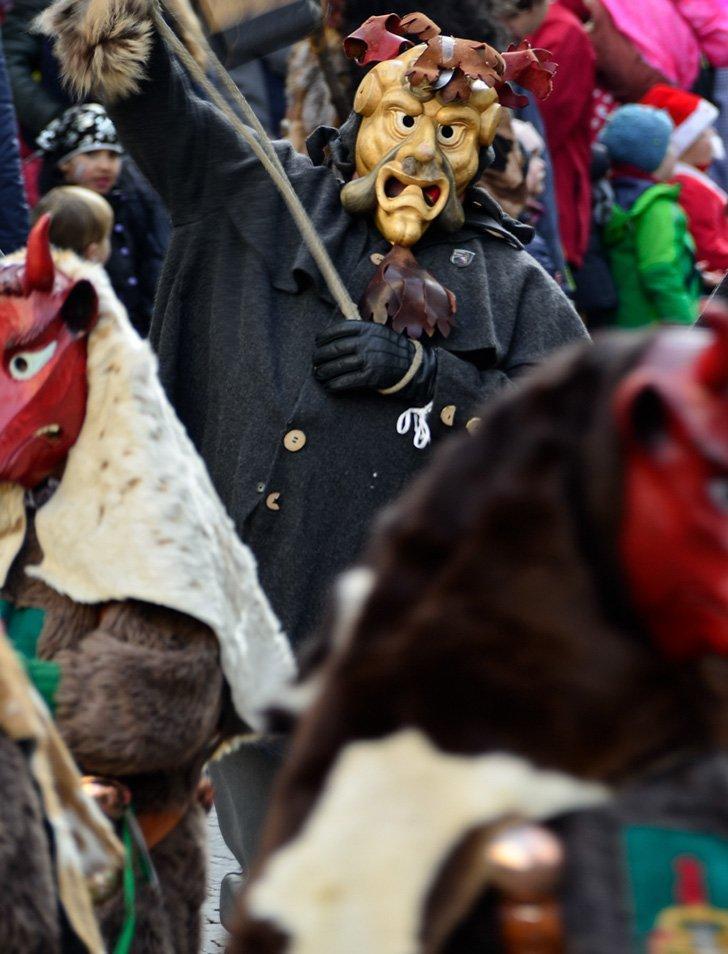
[34,424,62,441]
[384,177,406,199]
[384,177,442,207]
[376,165,449,221]
[423,185,442,207]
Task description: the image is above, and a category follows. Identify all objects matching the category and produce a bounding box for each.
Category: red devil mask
[0,215,99,488]
[615,316,728,660]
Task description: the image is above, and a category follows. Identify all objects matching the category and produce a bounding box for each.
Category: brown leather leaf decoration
[407,37,505,102]
[439,69,472,104]
[343,14,413,65]
[343,13,556,107]
[398,12,441,41]
[359,245,457,339]
[497,41,558,107]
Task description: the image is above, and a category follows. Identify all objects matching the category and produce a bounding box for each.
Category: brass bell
[484,820,566,954]
[484,820,564,900]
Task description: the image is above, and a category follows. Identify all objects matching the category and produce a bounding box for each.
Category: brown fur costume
[232,330,728,952]
[2,518,221,952]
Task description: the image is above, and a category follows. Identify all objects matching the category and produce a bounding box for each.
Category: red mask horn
[695,312,728,391]
[22,213,55,295]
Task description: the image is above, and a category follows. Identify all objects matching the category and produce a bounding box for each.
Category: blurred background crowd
[1,0,727,333]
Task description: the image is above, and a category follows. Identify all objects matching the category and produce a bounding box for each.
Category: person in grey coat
[40,0,588,885]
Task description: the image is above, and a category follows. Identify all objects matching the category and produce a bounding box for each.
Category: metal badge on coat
[451,249,475,267]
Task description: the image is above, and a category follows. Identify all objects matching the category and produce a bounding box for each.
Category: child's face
[680,129,715,170]
[84,235,112,266]
[59,149,122,195]
[500,0,550,39]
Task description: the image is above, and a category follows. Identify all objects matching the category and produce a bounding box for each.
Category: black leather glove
[313,320,437,403]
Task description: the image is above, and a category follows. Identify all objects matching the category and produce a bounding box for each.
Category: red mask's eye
[7,341,58,381]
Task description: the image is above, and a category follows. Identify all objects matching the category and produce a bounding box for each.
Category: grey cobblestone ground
[202,808,236,953]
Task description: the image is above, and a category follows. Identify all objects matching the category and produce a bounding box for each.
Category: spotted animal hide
[0,249,295,730]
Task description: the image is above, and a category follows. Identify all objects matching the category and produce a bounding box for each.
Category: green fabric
[0,598,59,712]
[603,184,701,329]
[22,658,61,714]
[114,810,154,954]
[114,818,137,954]
[0,598,45,657]
[623,825,728,950]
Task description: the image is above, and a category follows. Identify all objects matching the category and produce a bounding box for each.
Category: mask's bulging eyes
[8,340,58,381]
[708,476,728,513]
[393,111,418,135]
[437,124,465,147]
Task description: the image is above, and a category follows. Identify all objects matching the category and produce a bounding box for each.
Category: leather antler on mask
[0,214,99,488]
[344,12,557,107]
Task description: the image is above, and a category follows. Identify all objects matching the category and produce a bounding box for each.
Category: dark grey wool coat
[109,34,587,645]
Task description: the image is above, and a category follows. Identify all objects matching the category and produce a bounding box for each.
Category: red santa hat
[641,85,718,157]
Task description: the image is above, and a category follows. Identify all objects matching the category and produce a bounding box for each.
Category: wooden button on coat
[283,429,306,452]
[266,492,281,511]
[466,417,482,434]
[440,405,456,427]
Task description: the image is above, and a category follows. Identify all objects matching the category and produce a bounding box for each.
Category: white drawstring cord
[397,401,433,449]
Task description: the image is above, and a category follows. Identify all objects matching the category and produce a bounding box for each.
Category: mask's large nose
[398,119,438,168]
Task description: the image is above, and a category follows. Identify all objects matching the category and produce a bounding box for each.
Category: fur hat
[598,104,674,173]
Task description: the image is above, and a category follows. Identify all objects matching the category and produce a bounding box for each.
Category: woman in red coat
[493,0,596,271]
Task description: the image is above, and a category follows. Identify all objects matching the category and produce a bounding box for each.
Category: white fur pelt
[249,729,610,954]
[0,249,295,729]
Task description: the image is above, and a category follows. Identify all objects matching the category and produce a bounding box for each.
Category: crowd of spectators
[1,0,727,332]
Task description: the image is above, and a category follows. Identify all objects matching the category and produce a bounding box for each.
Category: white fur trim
[674,161,728,202]
[0,249,295,729]
[670,99,719,157]
[249,729,609,953]
[275,675,325,718]
[332,568,375,650]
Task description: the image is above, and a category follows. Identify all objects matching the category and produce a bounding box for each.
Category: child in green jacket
[599,104,701,328]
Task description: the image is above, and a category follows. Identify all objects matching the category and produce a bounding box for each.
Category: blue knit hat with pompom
[598,104,674,173]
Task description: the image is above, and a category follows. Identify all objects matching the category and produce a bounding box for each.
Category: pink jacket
[603,0,728,89]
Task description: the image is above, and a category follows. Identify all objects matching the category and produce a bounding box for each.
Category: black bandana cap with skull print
[36,103,123,167]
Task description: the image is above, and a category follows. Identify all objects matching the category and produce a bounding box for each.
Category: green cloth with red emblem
[624,825,728,950]
[0,598,59,713]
